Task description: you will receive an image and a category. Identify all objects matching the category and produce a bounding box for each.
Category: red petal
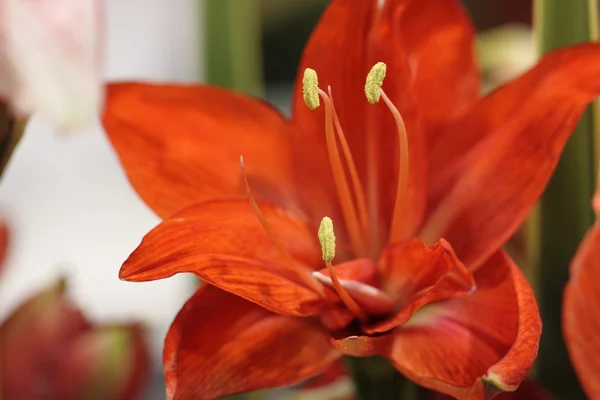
[424,43,600,269]
[164,285,340,400]
[364,238,474,334]
[0,280,91,399]
[400,0,480,131]
[319,308,355,332]
[102,83,298,218]
[291,0,427,242]
[0,221,8,277]
[296,360,355,400]
[384,251,541,399]
[435,380,555,400]
[300,359,349,390]
[314,258,396,316]
[330,331,393,358]
[563,223,600,399]
[120,199,326,316]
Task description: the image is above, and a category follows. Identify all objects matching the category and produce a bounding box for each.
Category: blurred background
[0,0,564,398]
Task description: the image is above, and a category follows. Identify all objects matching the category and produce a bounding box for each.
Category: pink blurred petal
[0,0,103,129]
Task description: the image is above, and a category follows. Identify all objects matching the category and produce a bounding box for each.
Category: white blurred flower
[0,0,103,130]
[476,24,536,92]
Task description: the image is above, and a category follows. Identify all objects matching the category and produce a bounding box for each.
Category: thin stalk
[203,0,263,96]
[344,356,412,400]
[535,1,597,399]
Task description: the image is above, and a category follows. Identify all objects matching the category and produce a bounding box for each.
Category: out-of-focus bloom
[102,0,600,398]
[476,25,536,91]
[0,224,149,400]
[0,0,103,129]
[563,179,600,399]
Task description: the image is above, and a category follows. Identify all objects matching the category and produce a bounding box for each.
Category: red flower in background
[563,181,600,399]
[102,0,600,399]
[0,223,149,400]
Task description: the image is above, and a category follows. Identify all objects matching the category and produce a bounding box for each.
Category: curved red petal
[102,83,298,218]
[314,258,395,316]
[384,251,540,399]
[330,331,393,358]
[297,360,354,400]
[119,199,326,316]
[291,0,427,242]
[364,238,474,334]
[164,285,340,400]
[424,43,600,269]
[563,223,600,399]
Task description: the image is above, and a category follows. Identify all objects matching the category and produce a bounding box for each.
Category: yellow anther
[318,217,336,262]
[365,62,387,104]
[302,68,320,110]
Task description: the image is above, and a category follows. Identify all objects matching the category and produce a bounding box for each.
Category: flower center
[240,158,395,321]
[303,62,410,257]
[316,216,395,321]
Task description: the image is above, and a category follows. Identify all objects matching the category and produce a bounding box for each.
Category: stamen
[240,156,324,294]
[301,68,367,257]
[328,87,370,252]
[364,62,409,244]
[318,217,368,321]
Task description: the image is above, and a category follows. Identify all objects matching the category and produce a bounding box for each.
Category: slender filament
[325,261,369,321]
[318,88,367,257]
[328,87,371,253]
[380,89,409,244]
[240,156,324,294]
[365,100,381,257]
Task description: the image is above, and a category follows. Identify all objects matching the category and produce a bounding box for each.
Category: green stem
[535,1,598,398]
[344,356,416,400]
[203,0,263,95]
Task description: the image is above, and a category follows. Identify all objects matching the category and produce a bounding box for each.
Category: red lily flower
[563,179,600,399]
[102,0,600,398]
[0,224,150,400]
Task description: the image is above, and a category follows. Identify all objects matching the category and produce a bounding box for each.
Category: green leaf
[535,1,598,399]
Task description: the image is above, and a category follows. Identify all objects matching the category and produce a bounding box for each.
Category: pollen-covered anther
[302,68,320,110]
[317,216,369,321]
[364,62,387,104]
[318,216,336,262]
